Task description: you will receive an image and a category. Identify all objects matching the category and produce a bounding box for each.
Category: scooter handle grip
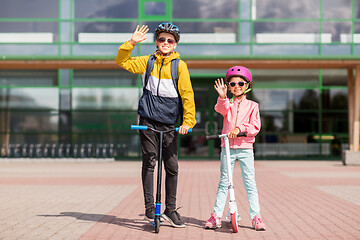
[131,125,192,133]
[131,125,148,130]
[237,132,247,137]
[176,128,192,133]
[206,132,247,140]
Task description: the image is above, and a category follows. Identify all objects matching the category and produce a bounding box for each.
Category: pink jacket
[215,96,261,149]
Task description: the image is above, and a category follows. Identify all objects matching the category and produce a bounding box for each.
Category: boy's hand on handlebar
[129,25,149,46]
[178,125,190,135]
[228,127,240,138]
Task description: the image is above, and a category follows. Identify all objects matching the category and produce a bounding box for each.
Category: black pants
[139,116,178,210]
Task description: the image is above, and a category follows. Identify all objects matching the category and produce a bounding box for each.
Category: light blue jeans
[213,148,260,220]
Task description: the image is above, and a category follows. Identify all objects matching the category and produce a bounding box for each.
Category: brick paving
[0,160,359,240]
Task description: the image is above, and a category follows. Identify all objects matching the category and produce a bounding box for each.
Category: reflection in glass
[0,0,58,18]
[294,90,319,110]
[193,87,209,108]
[254,22,319,41]
[8,111,58,132]
[145,1,166,15]
[0,44,58,56]
[356,1,360,19]
[253,89,319,111]
[73,70,137,86]
[0,22,58,41]
[74,0,138,18]
[0,88,59,109]
[253,44,318,55]
[240,22,251,42]
[72,133,140,158]
[174,21,238,35]
[0,70,58,86]
[72,44,123,56]
[173,0,238,19]
[74,22,138,41]
[322,69,347,86]
[322,45,351,55]
[240,0,251,19]
[174,45,250,56]
[293,112,319,133]
[72,111,138,132]
[72,88,139,110]
[322,21,351,42]
[8,134,58,145]
[255,0,319,19]
[322,0,351,19]
[253,69,318,89]
[322,112,348,134]
[322,89,347,110]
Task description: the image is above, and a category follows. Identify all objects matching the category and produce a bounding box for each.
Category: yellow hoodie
[116,41,196,128]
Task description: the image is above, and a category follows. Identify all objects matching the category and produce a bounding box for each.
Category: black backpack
[137,54,183,125]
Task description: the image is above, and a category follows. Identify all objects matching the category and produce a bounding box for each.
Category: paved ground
[0,159,359,240]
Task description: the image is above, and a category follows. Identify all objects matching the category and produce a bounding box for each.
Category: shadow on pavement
[38,212,207,232]
[38,212,154,232]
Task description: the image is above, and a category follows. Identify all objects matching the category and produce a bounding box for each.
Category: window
[173,0,238,19]
[145,1,166,15]
[75,0,138,18]
[255,0,319,19]
[0,0,58,18]
[322,0,352,19]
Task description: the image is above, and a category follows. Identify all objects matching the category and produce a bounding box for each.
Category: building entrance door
[179,77,222,159]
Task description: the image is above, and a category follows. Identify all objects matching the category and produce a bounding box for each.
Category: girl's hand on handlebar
[178,125,190,135]
[129,25,149,46]
[228,127,240,138]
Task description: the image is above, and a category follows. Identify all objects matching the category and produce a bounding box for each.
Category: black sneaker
[161,208,186,228]
[145,206,155,222]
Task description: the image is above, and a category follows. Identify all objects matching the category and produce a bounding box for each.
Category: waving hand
[214,78,227,99]
[129,25,149,46]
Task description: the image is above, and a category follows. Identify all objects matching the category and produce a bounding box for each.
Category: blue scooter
[131,125,192,233]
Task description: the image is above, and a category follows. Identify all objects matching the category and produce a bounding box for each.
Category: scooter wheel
[230,213,239,233]
[155,218,160,233]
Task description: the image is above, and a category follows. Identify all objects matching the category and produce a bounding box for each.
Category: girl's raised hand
[214,78,227,99]
[129,25,149,46]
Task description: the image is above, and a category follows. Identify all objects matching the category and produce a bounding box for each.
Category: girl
[205,66,266,231]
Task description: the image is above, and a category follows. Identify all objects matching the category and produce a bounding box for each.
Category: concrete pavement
[0,159,359,239]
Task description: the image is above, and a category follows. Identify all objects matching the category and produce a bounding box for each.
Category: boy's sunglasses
[157,37,175,45]
[229,82,247,87]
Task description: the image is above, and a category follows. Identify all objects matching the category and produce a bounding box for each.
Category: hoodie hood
[153,50,181,63]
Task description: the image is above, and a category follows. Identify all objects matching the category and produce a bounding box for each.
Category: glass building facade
[1,0,359,160]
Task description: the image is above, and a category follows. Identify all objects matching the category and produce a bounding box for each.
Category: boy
[116,23,196,228]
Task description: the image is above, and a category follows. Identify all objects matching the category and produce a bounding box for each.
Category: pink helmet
[224,66,252,83]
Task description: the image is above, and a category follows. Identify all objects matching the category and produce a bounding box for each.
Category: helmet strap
[230,85,252,103]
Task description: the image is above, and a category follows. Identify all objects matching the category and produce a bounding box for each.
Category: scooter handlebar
[206,132,247,140]
[131,125,192,133]
[131,125,148,130]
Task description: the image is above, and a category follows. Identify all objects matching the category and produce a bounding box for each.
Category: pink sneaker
[252,215,266,231]
[204,213,222,229]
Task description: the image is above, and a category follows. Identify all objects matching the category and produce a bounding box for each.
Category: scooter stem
[224,135,234,187]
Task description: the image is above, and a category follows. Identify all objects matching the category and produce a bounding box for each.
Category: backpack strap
[171,58,180,95]
[143,55,156,88]
[144,55,180,95]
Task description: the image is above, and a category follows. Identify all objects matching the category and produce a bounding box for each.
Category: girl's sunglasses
[229,81,247,87]
[157,37,175,45]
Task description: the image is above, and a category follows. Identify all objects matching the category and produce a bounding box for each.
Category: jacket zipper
[157,58,165,96]
[233,100,241,146]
